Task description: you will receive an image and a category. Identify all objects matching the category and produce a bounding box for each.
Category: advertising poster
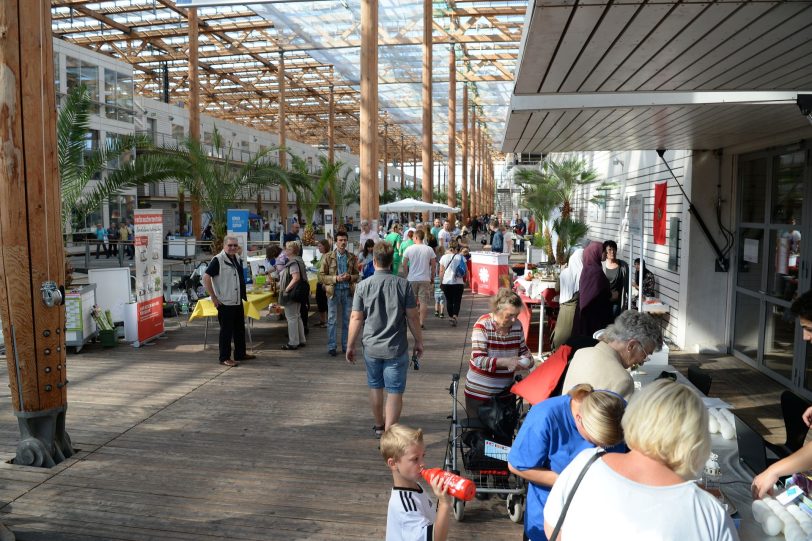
[653,181,667,245]
[227,209,249,253]
[134,209,165,344]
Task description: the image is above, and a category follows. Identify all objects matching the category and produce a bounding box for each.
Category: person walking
[346,241,423,436]
[402,229,436,330]
[318,230,359,357]
[438,241,466,327]
[95,223,109,259]
[202,235,256,367]
[437,220,453,251]
[359,219,379,247]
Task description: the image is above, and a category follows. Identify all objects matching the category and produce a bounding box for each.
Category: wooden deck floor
[0,292,525,540]
[0,288,799,540]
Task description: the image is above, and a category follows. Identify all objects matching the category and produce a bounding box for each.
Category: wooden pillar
[400,135,405,190]
[328,73,335,166]
[469,108,477,217]
[383,123,388,194]
[461,85,468,222]
[447,46,457,223]
[187,8,202,239]
[421,0,433,222]
[327,79,336,212]
[278,51,288,231]
[360,0,379,226]
[0,0,73,467]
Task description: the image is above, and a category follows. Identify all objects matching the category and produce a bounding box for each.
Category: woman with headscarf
[552,247,584,349]
[573,242,612,338]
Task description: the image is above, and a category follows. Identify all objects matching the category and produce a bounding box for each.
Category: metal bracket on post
[13,406,74,467]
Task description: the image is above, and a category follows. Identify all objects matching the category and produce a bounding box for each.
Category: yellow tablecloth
[188,274,317,322]
[189,291,275,321]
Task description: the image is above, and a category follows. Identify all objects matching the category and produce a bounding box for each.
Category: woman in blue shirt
[508,384,626,541]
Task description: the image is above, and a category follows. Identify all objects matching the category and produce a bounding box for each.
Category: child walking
[434,246,446,318]
[381,424,450,541]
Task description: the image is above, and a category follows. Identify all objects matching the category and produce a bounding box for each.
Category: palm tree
[516,158,597,263]
[289,155,345,244]
[166,127,293,251]
[58,85,179,230]
[327,167,359,227]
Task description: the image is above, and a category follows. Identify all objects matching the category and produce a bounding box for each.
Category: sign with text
[628,194,644,236]
[227,209,249,253]
[134,210,164,344]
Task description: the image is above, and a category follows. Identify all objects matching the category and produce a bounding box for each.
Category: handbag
[550,450,607,540]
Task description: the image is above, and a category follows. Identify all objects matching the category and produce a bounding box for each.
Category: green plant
[516,158,599,221]
[552,217,589,264]
[328,167,360,227]
[166,127,293,251]
[58,85,179,229]
[589,181,619,210]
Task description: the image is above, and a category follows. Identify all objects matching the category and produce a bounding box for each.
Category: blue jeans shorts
[364,351,409,393]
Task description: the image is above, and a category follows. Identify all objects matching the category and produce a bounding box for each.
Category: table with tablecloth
[514,279,557,357]
[636,368,780,541]
[188,274,317,348]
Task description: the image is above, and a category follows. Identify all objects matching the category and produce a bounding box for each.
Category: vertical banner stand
[133,209,166,347]
[627,195,645,311]
[324,209,334,241]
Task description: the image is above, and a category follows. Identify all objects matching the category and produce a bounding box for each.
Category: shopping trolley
[443,373,526,523]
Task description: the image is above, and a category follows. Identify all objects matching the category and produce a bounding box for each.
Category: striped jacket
[464,313,530,401]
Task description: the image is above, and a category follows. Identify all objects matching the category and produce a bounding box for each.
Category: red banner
[653,182,667,245]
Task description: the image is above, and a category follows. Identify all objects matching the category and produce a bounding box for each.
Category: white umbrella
[379,198,441,213]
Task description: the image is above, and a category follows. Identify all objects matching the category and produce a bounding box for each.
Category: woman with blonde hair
[508,384,626,541]
[544,380,737,541]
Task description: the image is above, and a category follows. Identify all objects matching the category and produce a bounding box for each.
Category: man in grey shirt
[347,240,423,437]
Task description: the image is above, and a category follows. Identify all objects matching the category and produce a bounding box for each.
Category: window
[66,56,99,113]
[171,123,185,141]
[103,69,133,122]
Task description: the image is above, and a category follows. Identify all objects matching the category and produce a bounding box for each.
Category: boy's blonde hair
[622,379,710,478]
[380,424,424,461]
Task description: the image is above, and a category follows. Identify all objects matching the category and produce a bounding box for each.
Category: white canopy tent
[379,198,461,214]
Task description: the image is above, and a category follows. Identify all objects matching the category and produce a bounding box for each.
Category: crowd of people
[196,220,789,541]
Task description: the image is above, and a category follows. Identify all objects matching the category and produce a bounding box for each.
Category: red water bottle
[421,468,476,501]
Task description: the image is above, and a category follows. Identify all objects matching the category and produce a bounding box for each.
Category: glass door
[733,145,811,392]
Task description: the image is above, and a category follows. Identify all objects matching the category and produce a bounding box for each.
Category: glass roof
[51,0,525,159]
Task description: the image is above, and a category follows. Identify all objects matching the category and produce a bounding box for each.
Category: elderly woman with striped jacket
[464,288,532,419]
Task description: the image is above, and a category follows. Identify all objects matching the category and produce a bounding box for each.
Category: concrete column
[360,0,379,226]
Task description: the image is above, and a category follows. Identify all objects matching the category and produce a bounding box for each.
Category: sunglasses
[226,244,239,247]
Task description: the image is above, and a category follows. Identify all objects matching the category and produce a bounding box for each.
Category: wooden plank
[539,4,606,93]
[514,2,573,94]
[584,3,673,92]
[0,291,526,540]
[623,2,740,91]
[645,1,775,91]
[559,3,640,92]
[601,3,707,92]
[697,21,812,90]
[674,3,811,90]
